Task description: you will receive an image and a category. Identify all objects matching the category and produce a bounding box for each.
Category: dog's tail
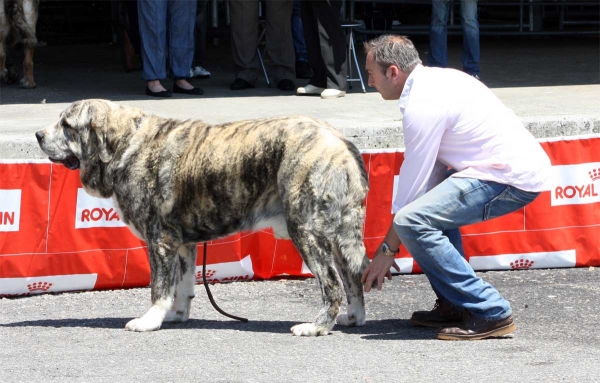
[332,138,370,275]
[329,144,370,325]
[342,138,369,200]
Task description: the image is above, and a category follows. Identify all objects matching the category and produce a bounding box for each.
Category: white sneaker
[191,66,211,79]
[297,84,325,95]
[320,89,346,99]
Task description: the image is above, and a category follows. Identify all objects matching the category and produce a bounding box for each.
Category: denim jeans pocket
[484,186,540,221]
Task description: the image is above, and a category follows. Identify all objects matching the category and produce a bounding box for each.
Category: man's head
[364,35,422,100]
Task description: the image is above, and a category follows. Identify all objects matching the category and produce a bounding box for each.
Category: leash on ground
[202,242,249,322]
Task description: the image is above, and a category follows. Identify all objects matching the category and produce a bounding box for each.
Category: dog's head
[35,99,116,170]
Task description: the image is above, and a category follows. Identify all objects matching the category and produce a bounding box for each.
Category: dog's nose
[35,131,44,144]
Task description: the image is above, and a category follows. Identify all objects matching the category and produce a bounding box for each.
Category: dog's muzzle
[35,131,81,170]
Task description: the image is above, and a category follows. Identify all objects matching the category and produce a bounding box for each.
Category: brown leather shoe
[437,313,516,341]
[410,299,463,328]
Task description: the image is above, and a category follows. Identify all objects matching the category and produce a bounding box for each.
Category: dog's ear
[90,115,113,163]
[66,100,114,163]
[94,129,113,163]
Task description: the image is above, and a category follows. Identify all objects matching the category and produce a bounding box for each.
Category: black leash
[202,242,248,322]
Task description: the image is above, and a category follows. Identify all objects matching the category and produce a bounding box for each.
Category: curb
[1,115,599,159]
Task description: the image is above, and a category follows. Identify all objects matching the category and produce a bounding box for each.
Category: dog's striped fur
[36,99,371,336]
[0,0,38,88]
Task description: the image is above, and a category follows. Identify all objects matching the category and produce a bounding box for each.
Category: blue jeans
[292,0,308,62]
[393,177,540,320]
[429,0,480,75]
[138,0,197,81]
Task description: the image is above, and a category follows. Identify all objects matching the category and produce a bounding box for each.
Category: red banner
[1,135,599,296]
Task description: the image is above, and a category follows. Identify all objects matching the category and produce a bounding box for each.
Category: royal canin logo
[81,207,121,223]
[75,188,126,229]
[551,163,600,206]
[555,184,598,199]
[195,270,252,284]
[0,189,21,232]
[0,211,16,225]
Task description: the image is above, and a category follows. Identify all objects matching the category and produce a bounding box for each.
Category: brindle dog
[36,99,371,336]
[0,0,39,88]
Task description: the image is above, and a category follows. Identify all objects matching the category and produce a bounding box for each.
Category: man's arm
[362,103,448,291]
[392,104,448,213]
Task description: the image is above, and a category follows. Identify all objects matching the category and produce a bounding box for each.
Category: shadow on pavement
[0,317,435,340]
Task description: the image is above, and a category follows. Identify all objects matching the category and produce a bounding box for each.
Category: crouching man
[361,35,550,340]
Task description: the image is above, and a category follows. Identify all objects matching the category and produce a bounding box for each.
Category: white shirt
[393,64,551,213]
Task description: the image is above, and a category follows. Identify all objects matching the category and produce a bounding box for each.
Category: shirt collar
[397,64,423,113]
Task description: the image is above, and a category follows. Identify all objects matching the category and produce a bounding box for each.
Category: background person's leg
[264,0,295,85]
[310,0,346,91]
[292,0,308,63]
[461,0,480,75]
[428,0,450,68]
[292,0,312,79]
[300,0,326,88]
[138,0,168,81]
[168,0,197,80]
[229,0,260,85]
[194,0,209,70]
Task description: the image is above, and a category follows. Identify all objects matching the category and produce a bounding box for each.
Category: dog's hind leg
[332,228,369,327]
[289,231,344,336]
[125,234,180,332]
[164,243,197,323]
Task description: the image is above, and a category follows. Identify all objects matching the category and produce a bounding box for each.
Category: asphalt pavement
[1,267,599,382]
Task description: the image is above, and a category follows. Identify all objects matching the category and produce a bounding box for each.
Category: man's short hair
[364,35,422,74]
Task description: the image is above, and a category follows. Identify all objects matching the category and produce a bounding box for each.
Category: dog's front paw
[125,316,162,332]
[290,323,329,336]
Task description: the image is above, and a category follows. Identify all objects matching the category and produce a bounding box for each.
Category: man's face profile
[365,53,403,101]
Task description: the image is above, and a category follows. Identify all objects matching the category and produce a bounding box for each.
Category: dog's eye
[61,121,77,139]
[62,121,77,133]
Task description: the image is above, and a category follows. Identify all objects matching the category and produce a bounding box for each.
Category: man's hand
[361,250,401,292]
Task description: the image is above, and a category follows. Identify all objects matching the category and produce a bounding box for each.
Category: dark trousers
[300,0,347,90]
[229,0,295,84]
[194,0,209,66]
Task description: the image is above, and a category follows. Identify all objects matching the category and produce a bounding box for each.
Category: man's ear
[388,65,401,79]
